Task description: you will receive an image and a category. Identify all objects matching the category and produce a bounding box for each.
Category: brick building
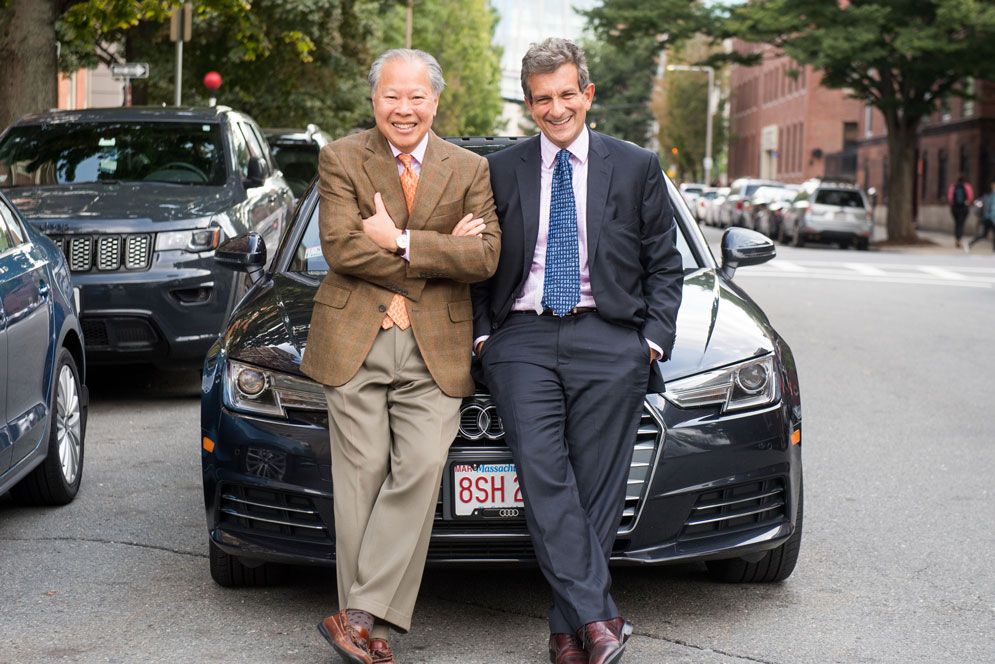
[727,41,862,185]
[856,80,995,232]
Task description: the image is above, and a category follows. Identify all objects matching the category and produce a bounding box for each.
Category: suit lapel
[516,138,542,284]
[362,129,409,228]
[585,131,613,262]
[407,132,453,230]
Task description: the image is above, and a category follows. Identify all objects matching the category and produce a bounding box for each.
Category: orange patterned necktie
[381,154,417,331]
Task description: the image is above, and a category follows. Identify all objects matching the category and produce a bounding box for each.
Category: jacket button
[378,304,387,312]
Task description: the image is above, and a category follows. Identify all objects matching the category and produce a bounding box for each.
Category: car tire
[705,478,803,583]
[777,221,789,244]
[209,538,283,587]
[856,238,870,251]
[10,348,86,506]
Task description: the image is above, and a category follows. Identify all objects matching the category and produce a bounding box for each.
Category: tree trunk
[884,119,920,244]
[0,0,58,130]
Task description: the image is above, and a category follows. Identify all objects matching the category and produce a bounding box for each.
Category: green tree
[374,0,502,136]
[583,36,656,147]
[587,0,995,243]
[0,0,378,137]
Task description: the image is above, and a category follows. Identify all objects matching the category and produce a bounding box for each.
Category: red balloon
[203,71,223,91]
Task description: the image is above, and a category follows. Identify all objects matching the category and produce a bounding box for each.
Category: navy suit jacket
[471,131,684,393]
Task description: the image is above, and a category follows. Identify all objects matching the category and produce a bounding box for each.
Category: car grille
[678,477,788,542]
[219,485,329,542]
[437,399,663,533]
[47,233,153,272]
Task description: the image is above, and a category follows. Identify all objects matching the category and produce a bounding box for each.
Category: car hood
[225,270,776,386]
[5,183,237,231]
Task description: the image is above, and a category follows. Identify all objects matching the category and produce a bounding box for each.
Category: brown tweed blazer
[299,128,500,397]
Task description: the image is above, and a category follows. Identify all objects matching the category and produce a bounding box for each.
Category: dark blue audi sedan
[0,191,87,505]
[200,137,802,587]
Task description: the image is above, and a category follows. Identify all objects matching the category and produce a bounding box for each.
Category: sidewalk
[871,221,994,255]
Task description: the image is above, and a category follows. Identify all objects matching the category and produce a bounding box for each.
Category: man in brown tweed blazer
[300,49,500,664]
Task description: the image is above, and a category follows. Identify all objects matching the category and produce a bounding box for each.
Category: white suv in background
[781,179,872,250]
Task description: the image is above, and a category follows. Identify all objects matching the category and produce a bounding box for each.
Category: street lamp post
[666,64,714,183]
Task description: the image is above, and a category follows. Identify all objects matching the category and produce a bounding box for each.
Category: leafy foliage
[582,36,657,147]
[655,63,727,183]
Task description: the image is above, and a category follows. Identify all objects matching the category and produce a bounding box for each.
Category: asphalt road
[2,231,994,663]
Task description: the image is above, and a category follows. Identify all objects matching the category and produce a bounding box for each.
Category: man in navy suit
[471,38,684,664]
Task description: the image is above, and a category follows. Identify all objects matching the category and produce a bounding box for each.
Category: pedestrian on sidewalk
[948,173,974,248]
[967,180,995,253]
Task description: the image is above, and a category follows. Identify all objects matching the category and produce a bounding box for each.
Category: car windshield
[0,121,226,187]
[815,189,864,207]
[270,143,318,197]
[287,192,700,276]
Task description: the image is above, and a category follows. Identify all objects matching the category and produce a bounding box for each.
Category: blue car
[0,191,87,505]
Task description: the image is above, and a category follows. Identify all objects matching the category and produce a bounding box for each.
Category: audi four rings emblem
[459,402,504,440]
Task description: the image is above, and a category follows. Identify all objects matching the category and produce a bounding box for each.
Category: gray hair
[520,38,590,103]
[368,48,446,96]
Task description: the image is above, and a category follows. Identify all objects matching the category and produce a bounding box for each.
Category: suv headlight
[156,227,221,252]
[223,359,326,417]
[662,355,778,413]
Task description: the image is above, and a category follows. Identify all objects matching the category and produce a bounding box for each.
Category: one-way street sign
[111,63,149,79]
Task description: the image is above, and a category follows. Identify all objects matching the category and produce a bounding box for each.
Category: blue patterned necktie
[542,149,581,316]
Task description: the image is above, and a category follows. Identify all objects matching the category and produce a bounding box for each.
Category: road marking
[737,259,995,289]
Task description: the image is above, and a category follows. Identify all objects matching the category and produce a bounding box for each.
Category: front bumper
[201,363,802,567]
[75,254,237,366]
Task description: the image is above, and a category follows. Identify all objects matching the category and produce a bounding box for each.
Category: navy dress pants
[481,311,650,634]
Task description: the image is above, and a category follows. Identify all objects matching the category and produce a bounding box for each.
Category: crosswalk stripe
[918,266,967,280]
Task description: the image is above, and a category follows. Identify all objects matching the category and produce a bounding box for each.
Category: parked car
[263,124,332,202]
[678,182,708,211]
[0,190,87,505]
[748,185,799,237]
[719,178,784,228]
[200,136,803,588]
[780,179,872,249]
[704,186,730,227]
[693,186,718,222]
[0,106,295,369]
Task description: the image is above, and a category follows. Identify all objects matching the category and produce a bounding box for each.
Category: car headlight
[662,355,778,413]
[155,227,222,252]
[223,359,326,417]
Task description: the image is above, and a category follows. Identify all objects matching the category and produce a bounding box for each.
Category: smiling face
[525,63,594,150]
[372,57,439,154]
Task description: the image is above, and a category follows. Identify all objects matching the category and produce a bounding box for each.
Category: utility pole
[667,64,715,183]
[405,0,414,49]
[170,3,193,106]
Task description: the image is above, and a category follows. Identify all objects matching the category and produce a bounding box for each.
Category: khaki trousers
[323,325,460,632]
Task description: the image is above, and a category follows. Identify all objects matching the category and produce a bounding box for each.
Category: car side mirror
[215,232,267,283]
[719,227,776,280]
[245,156,268,188]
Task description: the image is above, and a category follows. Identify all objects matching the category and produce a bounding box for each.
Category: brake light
[736,201,743,210]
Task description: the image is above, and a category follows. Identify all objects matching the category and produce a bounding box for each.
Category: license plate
[451,462,524,518]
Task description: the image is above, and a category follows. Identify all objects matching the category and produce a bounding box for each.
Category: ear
[583,83,595,108]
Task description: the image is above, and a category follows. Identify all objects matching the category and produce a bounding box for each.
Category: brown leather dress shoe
[548,632,588,664]
[579,620,626,664]
[369,638,396,664]
[604,617,634,643]
[317,609,372,664]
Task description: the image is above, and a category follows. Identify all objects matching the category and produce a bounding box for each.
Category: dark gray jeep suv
[0,106,294,369]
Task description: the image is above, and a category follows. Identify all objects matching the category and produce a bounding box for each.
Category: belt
[509,307,597,317]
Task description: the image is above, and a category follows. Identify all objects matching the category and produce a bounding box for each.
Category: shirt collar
[388,132,430,166]
[540,127,589,168]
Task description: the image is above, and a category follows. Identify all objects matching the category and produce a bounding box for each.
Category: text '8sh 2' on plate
[451,462,525,519]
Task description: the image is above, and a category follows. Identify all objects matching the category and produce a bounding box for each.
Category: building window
[864,105,873,138]
[921,151,928,201]
[963,78,975,117]
[937,149,948,199]
[843,122,858,151]
[959,144,969,180]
